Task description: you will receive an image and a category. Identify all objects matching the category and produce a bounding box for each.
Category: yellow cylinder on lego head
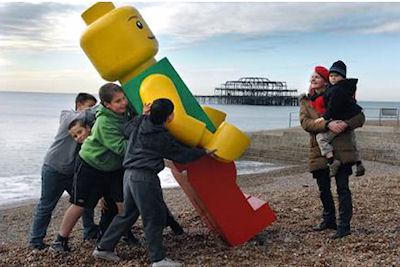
[81,2,115,25]
[80,3,158,83]
[140,74,209,147]
[202,106,226,128]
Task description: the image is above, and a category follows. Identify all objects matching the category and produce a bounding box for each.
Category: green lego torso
[122,58,216,132]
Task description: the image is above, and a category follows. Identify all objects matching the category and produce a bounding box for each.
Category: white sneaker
[151,257,183,267]
[92,248,120,262]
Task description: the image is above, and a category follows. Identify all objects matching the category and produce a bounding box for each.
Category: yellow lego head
[81,2,158,82]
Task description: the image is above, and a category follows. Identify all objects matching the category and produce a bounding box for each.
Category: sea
[0,91,399,206]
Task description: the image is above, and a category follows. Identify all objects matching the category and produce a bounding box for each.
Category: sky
[1,1,400,101]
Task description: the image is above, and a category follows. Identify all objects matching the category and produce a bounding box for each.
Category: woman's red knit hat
[314,66,329,81]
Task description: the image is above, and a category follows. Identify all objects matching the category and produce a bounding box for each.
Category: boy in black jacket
[315,60,365,177]
[93,98,214,267]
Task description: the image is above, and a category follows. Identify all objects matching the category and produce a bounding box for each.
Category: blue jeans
[28,164,97,245]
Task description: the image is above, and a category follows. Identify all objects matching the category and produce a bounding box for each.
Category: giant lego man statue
[80,2,276,246]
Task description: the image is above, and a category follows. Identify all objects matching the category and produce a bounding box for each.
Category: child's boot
[328,159,341,177]
[331,226,351,239]
[355,162,365,177]
[50,234,71,252]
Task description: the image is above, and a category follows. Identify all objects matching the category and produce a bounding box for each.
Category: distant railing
[288,108,400,128]
[288,112,298,128]
[379,108,399,125]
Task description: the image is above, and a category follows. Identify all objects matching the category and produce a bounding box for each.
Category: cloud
[0,2,84,50]
[131,2,400,50]
[0,57,12,67]
[361,22,400,34]
[0,67,104,93]
[1,2,400,51]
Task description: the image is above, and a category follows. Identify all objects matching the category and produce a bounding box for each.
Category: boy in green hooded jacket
[51,83,131,251]
[52,83,184,252]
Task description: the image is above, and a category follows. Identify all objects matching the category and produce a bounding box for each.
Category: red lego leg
[170,155,276,246]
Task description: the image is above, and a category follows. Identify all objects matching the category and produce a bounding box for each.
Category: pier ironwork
[196,77,299,106]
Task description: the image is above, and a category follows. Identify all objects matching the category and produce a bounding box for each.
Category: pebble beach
[1,160,399,266]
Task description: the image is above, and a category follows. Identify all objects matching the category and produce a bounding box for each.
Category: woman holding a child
[299,63,364,239]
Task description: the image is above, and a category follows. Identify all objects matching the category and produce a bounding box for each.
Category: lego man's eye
[136,21,143,29]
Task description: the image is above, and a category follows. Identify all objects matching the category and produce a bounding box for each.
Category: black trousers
[98,197,119,236]
[314,165,353,230]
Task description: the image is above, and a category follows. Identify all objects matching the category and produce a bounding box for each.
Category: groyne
[243,125,400,166]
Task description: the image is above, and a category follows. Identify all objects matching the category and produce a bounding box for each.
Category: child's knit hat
[329,60,347,78]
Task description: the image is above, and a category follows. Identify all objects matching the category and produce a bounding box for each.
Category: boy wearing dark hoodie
[52,84,184,252]
[315,60,365,177]
[93,98,214,267]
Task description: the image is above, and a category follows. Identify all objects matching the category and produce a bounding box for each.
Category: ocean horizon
[0,91,399,206]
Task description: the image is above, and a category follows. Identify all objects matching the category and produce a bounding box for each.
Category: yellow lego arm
[140,74,250,162]
[140,74,211,147]
[202,106,227,128]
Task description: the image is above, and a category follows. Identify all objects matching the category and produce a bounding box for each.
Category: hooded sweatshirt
[123,115,206,174]
[43,108,96,175]
[323,78,362,121]
[79,104,128,172]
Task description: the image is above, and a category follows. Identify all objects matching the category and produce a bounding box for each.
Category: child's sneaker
[50,235,71,252]
[151,257,183,267]
[92,247,120,262]
[355,163,365,177]
[328,159,341,177]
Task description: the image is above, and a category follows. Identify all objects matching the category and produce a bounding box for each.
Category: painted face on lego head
[69,124,91,143]
[80,6,159,82]
[128,15,155,40]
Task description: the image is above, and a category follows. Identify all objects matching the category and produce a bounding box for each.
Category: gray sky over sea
[1,1,400,101]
